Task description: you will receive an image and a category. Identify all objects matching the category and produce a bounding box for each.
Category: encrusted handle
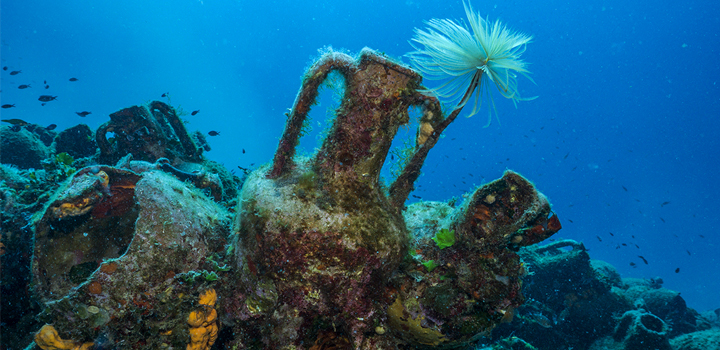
[269,51,356,178]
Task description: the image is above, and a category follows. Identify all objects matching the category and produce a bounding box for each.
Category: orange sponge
[186,289,218,350]
[34,324,93,350]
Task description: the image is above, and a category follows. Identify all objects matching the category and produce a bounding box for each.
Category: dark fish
[660,217,665,223]
[629,262,636,267]
[634,244,639,248]
[661,201,670,207]
[675,268,680,273]
[2,66,6,70]
[567,219,573,223]
[699,235,705,238]
[609,232,614,236]
[191,110,200,116]
[69,77,78,81]
[596,236,602,242]
[10,70,21,75]
[563,152,569,159]
[638,256,648,265]
[76,111,91,117]
[571,166,577,171]
[161,92,168,97]
[38,95,57,102]
[1,104,16,109]
[45,85,49,89]
[41,103,46,106]
[2,118,28,126]
[18,84,31,89]
[44,80,47,84]
[242,149,246,154]
[621,243,627,246]
[412,195,422,199]
[686,250,691,256]
[207,131,220,136]
[46,124,57,130]
[622,186,628,191]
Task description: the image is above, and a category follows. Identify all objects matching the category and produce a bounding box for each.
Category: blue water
[2,0,718,312]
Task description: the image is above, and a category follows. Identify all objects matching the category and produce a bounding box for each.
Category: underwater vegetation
[1,3,718,350]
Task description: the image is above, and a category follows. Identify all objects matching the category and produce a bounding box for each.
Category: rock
[670,329,720,350]
[592,259,622,287]
[53,124,96,159]
[0,126,50,169]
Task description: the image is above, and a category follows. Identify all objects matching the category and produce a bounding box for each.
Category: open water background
[1,0,718,311]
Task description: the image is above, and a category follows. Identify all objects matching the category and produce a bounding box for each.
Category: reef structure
[16,48,561,350]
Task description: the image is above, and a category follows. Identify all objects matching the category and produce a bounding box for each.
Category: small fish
[634,244,639,248]
[686,250,691,256]
[242,149,246,154]
[567,219,573,223]
[660,217,665,223]
[596,236,602,242]
[1,104,16,109]
[621,243,627,246]
[2,118,28,126]
[76,111,91,117]
[207,131,220,136]
[38,95,57,102]
[161,92,168,97]
[629,262,637,267]
[41,103,46,106]
[699,235,705,238]
[44,80,47,84]
[675,268,680,273]
[2,66,6,71]
[191,110,200,116]
[563,152,569,159]
[638,255,648,264]
[69,77,78,81]
[46,124,57,130]
[45,85,49,89]
[609,232,614,236]
[18,84,31,89]
[622,185,628,191]
[571,166,577,171]
[524,313,553,328]
[412,195,422,199]
[10,70,21,75]
[661,201,670,207]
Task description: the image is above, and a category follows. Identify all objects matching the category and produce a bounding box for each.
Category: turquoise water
[2,0,718,314]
